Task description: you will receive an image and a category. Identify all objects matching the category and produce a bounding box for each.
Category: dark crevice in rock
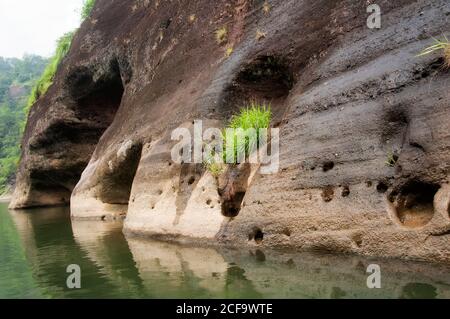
[322,161,335,172]
[96,142,143,205]
[219,164,251,218]
[220,55,294,123]
[376,182,389,194]
[341,186,350,197]
[249,227,264,244]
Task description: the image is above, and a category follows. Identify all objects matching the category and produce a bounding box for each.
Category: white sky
[0,0,84,58]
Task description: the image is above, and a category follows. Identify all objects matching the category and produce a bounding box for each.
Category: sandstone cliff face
[10,0,450,262]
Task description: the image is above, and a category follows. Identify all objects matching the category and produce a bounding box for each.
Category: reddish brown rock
[10,0,450,262]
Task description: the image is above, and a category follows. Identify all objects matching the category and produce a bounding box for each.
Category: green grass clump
[222,101,271,165]
[81,0,96,21]
[385,151,399,167]
[26,32,74,110]
[417,36,450,68]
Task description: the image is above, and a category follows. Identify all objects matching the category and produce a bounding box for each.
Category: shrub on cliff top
[418,36,450,68]
[26,32,74,111]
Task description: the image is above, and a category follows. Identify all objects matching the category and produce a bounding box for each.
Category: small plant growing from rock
[222,101,271,165]
[215,27,228,45]
[263,1,271,15]
[204,101,272,176]
[204,161,224,178]
[385,151,399,167]
[225,46,234,58]
[26,32,74,110]
[417,36,450,68]
[256,29,267,41]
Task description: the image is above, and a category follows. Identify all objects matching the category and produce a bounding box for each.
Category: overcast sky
[0,0,84,58]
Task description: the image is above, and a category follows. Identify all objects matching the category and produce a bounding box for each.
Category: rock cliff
[10,0,450,262]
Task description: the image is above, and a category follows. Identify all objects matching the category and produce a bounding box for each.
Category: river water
[0,203,449,299]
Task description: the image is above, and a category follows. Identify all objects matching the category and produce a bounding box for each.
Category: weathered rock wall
[11,0,450,262]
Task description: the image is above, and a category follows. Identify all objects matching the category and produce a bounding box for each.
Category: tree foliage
[0,56,48,193]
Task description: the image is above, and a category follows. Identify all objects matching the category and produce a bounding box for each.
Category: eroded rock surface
[11,0,450,262]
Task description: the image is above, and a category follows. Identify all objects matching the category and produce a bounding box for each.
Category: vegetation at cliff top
[0,0,97,194]
[26,0,97,110]
[26,32,74,110]
[81,0,96,21]
[418,36,450,68]
[0,56,48,194]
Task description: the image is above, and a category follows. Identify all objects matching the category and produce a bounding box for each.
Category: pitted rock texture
[10,0,450,262]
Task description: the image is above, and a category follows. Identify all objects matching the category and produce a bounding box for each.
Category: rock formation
[10,0,450,262]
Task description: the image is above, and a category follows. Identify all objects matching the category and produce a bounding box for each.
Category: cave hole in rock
[390,181,440,228]
[95,142,143,206]
[323,161,335,172]
[65,59,141,206]
[248,228,264,244]
[219,164,252,218]
[377,182,389,194]
[220,55,293,124]
[67,61,125,136]
[352,234,363,248]
[341,186,350,197]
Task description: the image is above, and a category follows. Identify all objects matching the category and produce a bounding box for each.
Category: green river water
[0,202,449,299]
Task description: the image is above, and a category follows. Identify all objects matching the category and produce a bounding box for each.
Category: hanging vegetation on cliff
[26,0,97,110]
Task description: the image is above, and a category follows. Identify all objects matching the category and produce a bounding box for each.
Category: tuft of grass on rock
[417,36,450,68]
[263,1,271,14]
[385,151,399,167]
[204,101,271,175]
[256,29,266,41]
[225,46,234,58]
[222,101,271,165]
[25,1,95,111]
[215,27,228,45]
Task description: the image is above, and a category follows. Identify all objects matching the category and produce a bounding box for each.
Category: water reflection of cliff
[8,206,450,299]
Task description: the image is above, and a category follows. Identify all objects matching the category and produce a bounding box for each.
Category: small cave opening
[323,161,335,172]
[222,192,246,217]
[220,55,294,124]
[248,228,264,244]
[96,142,143,206]
[67,61,125,131]
[377,182,389,194]
[341,186,350,198]
[390,181,440,228]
